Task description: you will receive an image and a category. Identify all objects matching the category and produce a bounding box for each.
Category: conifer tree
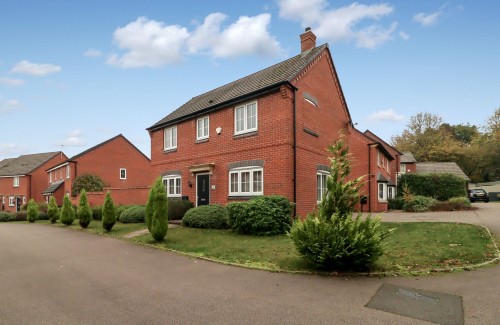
[47,196,59,224]
[102,191,116,231]
[145,178,168,241]
[60,195,75,225]
[77,189,92,229]
[27,199,39,223]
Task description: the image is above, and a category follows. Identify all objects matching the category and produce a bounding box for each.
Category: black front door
[197,174,210,206]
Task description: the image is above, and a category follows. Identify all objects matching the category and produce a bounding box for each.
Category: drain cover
[366,284,463,325]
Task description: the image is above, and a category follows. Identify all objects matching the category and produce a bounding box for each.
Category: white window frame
[400,163,406,173]
[49,172,52,183]
[317,172,329,203]
[196,116,209,140]
[66,165,70,179]
[229,166,263,196]
[234,101,258,135]
[22,196,26,204]
[164,126,177,151]
[59,169,62,179]
[9,196,15,207]
[388,186,395,200]
[378,183,387,202]
[162,175,181,198]
[13,176,19,187]
[120,168,127,180]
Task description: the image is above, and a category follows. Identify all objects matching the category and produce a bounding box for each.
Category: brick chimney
[300,27,317,52]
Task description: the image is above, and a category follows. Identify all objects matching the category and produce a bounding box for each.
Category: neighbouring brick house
[400,152,417,174]
[43,134,153,207]
[147,28,392,216]
[0,152,67,212]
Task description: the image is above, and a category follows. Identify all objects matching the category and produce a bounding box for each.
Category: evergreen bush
[27,199,39,223]
[168,199,194,220]
[403,195,437,212]
[71,174,104,197]
[182,205,228,229]
[91,206,103,221]
[145,178,168,241]
[397,173,467,201]
[47,196,59,224]
[77,190,92,228]
[102,192,116,231]
[14,211,27,221]
[430,197,472,211]
[60,195,75,225]
[119,205,146,223]
[388,197,404,210]
[0,212,16,222]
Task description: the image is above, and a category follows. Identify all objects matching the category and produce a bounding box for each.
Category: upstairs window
[235,102,257,135]
[196,116,209,140]
[120,168,127,180]
[66,165,70,179]
[164,126,177,150]
[13,176,19,187]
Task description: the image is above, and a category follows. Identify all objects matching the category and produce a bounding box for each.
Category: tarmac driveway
[0,204,498,324]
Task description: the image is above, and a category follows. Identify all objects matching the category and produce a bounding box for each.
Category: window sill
[233,131,257,139]
[163,148,177,154]
[228,195,261,200]
[195,138,209,144]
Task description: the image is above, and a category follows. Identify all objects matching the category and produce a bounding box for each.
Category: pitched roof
[416,162,470,181]
[400,152,417,163]
[148,44,329,130]
[42,180,64,195]
[70,134,150,162]
[0,152,60,176]
[363,130,403,156]
[352,127,394,160]
[0,158,15,169]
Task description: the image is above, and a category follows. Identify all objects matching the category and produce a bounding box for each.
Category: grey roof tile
[0,152,60,176]
[148,44,328,130]
[401,152,417,163]
[416,162,470,181]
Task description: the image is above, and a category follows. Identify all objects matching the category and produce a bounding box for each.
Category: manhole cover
[366,284,463,325]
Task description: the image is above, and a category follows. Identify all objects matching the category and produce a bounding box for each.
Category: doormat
[366,284,463,325]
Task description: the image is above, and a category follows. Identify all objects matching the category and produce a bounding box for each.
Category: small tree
[60,195,75,225]
[77,190,92,229]
[47,196,59,224]
[71,174,104,197]
[102,191,116,231]
[145,178,168,241]
[27,199,39,223]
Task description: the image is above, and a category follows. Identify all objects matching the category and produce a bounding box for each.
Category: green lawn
[130,222,498,274]
[40,220,147,238]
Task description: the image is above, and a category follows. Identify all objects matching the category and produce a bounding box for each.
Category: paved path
[0,203,498,324]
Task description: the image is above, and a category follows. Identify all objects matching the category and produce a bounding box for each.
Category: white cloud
[83,48,102,57]
[0,77,25,86]
[10,60,61,76]
[413,11,442,27]
[278,0,397,49]
[107,17,189,68]
[366,109,404,122]
[59,129,86,147]
[399,31,410,40]
[0,99,23,114]
[188,13,281,58]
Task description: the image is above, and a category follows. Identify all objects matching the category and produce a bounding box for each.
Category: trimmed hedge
[168,199,194,220]
[0,212,16,222]
[119,205,146,223]
[388,197,404,210]
[21,202,48,213]
[430,197,472,211]
[226,195,293,236]
[91,206,103,221]
[397,173,467,201]
[182,205,228,229]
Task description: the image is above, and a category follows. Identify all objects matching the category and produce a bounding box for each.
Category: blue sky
[1,0,499,160]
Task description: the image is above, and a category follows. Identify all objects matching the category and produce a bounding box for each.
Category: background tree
[145,178,168,241]
[102,191,116,231]
[27,199,39,223]
[77,189,92,229]
[71,174,104,197]
[47,196,59,224]
[60,195,75,225]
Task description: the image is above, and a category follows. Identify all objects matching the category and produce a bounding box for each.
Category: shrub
[77,190,92,229]
[102,192,116,231]
[119,206,146,223]
[37,212,49,220]
[430,197,472,211]
[47,196,59,224]
[14,211,27,221]
[60,195,75,225]
[388,197,404,210]
[289,213,386,271]
[27,199,39,223]
[397,173,467,201]
[116,205,132,220]
[91,206,103,221]
[403,195,437,212]
[226,196,293,236]
[71,174,104,197]
[168,199,194,220]
[21,202,48,213]
[182,205,228,229]
[145,178,168,241]
[0,212,15,222]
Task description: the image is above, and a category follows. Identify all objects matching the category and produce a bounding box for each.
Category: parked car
[468,189,490,203]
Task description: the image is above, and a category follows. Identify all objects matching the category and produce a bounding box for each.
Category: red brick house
[400,152,417,174]
[43,134,152,207]
[147,28,390,216]
[0,152,67,212]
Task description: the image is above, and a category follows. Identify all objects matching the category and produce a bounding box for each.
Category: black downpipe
[367,144,371,212]
[292,88,297,218]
